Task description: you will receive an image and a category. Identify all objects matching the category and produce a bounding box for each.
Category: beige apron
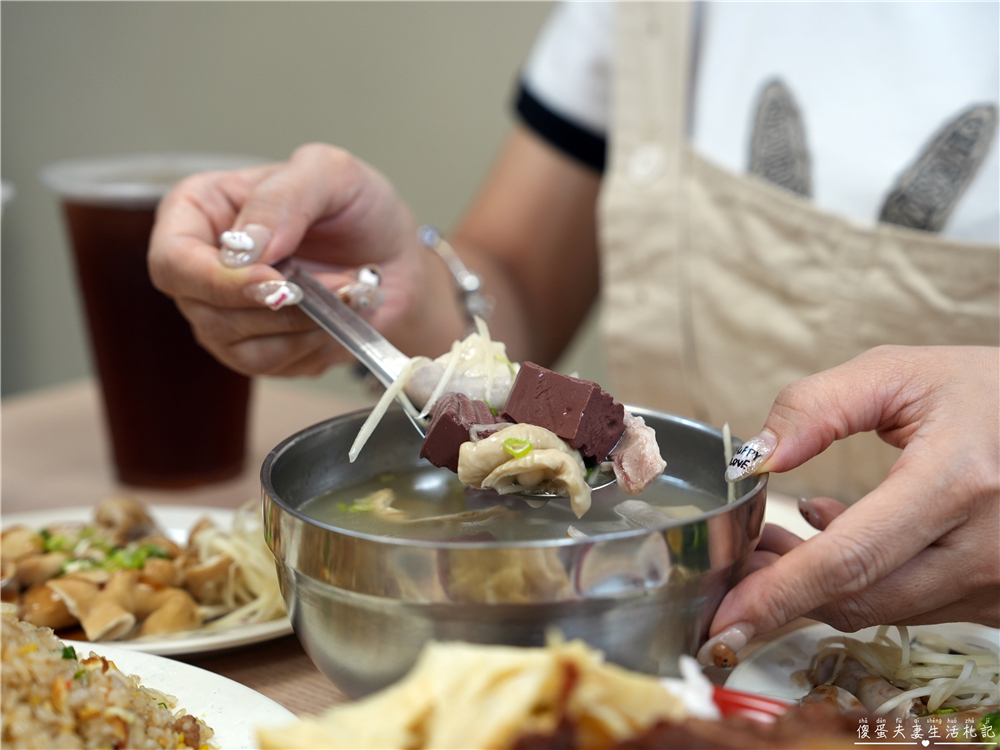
[597,2,1000,502]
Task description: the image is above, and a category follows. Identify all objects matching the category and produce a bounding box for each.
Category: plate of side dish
[726,622,1000,703]
[2,504,293,656]
[65,639,297,748]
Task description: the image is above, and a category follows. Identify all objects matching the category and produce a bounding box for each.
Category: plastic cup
[40,153,264,488]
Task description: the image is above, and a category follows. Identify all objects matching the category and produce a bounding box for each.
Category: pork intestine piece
[457,424,591,518]
[481,451,592,519]
[457,425,583,485]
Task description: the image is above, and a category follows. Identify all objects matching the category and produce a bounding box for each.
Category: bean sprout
[189,501,286,630]
[812,626,999,715]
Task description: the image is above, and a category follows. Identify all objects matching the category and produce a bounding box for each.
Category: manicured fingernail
[219,224,271,267]
[246,280,303,310]
[725,431,777,482]
[798,497,823,529]
[337,282,383,312]
[356,264,381,287]
[335,265,383,312]
[696,622,755,668]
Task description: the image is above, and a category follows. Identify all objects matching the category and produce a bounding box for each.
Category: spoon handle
[275,258,427,435]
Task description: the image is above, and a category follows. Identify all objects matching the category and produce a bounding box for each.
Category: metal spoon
[275,258,617,499]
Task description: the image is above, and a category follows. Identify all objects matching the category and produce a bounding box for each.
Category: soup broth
[301,466,723,543]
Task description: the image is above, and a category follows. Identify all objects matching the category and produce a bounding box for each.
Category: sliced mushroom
[94,496,158,544]
[136,589,201,636]
[81,601,136,641]
[1,558,20,603]
[49,570,138,641]
[183,555,234,605]
[135,533,183,559]
[101,569,141,612]
[16,553,69,588]
[140,557,182,588]
[1,526,43,563]
[187,517,217,547]
[19,582,78,630]
[62,568,111,586]
[46,577,100,621]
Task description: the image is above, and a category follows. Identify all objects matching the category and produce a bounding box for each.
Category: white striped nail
[246,280,303,310]
[219,224,271,267]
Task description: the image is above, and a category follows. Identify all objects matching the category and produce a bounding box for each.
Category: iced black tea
[62,201,251,487]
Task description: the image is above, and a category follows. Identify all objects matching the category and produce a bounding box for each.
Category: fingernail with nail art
[337,282,384,313]
[725,431,777,483]
[247,280,303,310]
[696,622,755,668]
[798,497,822,529]
[219,224,271,267]
[337,266,384,313]
[356,265,381,287]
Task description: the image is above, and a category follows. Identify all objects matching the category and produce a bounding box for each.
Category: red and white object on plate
[713,685,790,723]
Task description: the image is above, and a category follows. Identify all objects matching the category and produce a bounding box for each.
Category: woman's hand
[148,143,466,377]
[699,345,1000,666]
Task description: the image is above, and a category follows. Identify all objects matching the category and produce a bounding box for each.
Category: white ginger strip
[723,422,734,504]
[349,358,415,463]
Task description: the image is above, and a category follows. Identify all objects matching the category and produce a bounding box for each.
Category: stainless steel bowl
[261,406,766,698]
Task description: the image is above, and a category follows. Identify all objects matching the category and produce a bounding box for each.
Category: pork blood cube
[502,362,626,462]
[419,392,508,473]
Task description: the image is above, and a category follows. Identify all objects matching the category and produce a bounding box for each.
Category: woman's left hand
[698,345,1000,667]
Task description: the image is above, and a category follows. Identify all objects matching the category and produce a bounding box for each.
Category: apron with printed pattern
[597,2,1000,502]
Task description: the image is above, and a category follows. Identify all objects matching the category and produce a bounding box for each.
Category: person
[148,2,999,659]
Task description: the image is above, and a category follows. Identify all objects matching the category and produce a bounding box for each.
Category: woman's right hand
[148,143,467,377]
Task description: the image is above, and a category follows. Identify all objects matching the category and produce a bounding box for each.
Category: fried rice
[1,611,217,749]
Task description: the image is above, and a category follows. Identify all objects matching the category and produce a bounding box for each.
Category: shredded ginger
[191,500,287,630]
[814,626,999,715]
[349,317,517,463]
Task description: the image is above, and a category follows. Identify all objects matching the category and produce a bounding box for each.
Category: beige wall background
[1,0,607,402]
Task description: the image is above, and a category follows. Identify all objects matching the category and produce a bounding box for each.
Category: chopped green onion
[43,534,72,553]
[73,669,86,680]
[61,646,77,660]
[503,437,533,459]
[102,543,170,571]
[346,503,372,514]
[483,400,499,417]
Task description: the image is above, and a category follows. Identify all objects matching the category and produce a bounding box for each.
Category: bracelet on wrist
[417,225,494,329]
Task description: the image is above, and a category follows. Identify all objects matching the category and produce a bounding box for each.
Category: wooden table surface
[1,377,817,721]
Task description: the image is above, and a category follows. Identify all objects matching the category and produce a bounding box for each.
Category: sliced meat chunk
[609,412,666,495]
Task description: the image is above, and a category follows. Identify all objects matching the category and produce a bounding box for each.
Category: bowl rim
[260,404,768,550]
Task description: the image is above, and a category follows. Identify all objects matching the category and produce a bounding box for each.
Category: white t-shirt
[517,1,999,243]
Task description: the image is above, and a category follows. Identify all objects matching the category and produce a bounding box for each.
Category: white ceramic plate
[726,622,1000,702]
[64,640,296,748]
[2,505,293,656]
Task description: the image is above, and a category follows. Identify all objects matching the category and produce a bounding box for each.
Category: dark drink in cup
[41,154,263,488]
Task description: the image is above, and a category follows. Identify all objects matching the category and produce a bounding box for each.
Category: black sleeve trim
[515,82,607,173]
